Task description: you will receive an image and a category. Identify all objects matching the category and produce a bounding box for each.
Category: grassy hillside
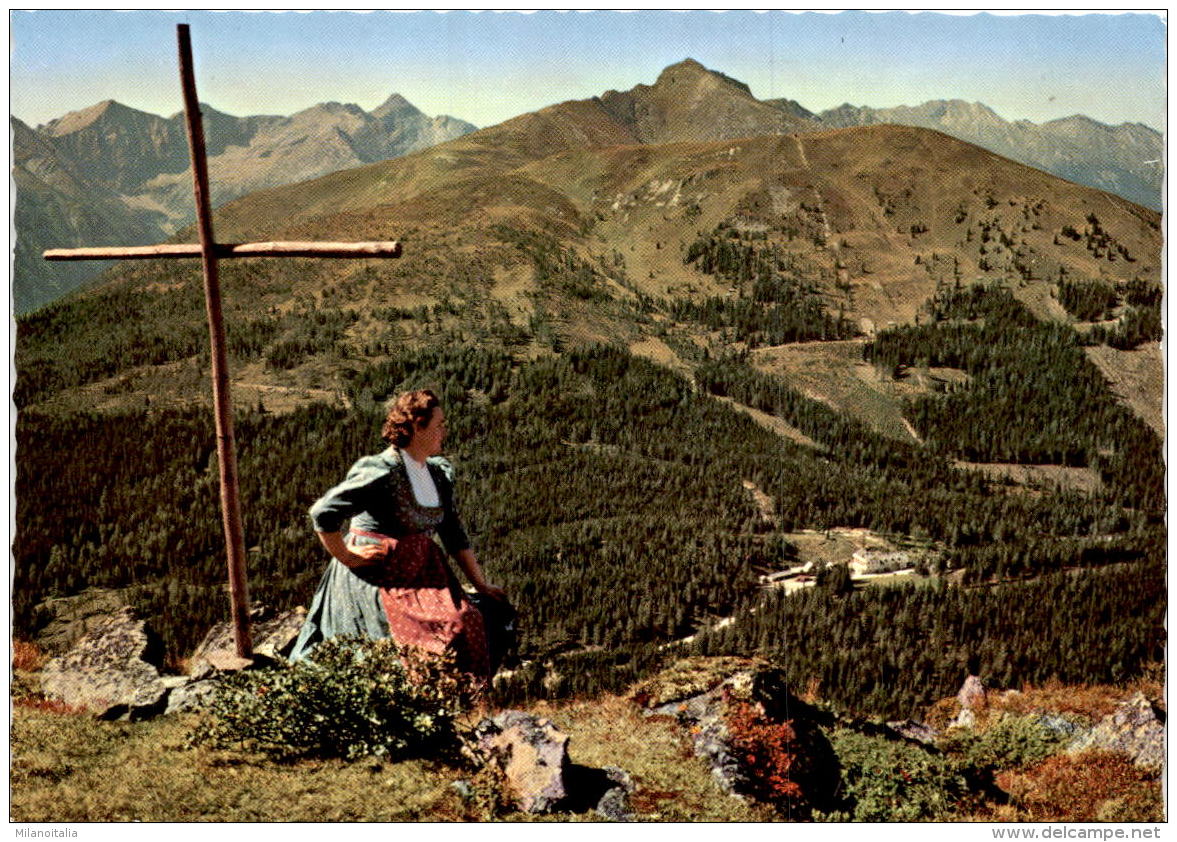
[11,669,1164,822]
[16,133,1163,431]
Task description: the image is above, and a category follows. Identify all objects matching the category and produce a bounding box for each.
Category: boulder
[473,710,571,813]
[1067,692,1164,771]
[956,675,988,710]
[163,678,221,716]
[632,658,839,815]
[189,605,306,672]
[32,588,128,656]
[40,607,168,720]
[630,655,765,710]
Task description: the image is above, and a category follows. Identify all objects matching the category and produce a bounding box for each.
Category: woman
[288,389,505,679]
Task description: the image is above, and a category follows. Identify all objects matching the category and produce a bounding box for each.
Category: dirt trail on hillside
[711,395,824,450]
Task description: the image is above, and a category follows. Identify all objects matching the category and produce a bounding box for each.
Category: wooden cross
[43,24,404,660]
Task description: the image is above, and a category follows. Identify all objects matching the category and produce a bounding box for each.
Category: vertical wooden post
[177,24,252,658]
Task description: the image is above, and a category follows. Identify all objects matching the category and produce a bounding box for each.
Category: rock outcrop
[190,605,306,670]
[1068,693,1165,771]
[591,767,636,822]
[474,711,571,813]
[40,607,168,720]
[472,710,634,819]
[956,675,988,711]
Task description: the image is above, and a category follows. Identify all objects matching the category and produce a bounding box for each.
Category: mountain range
[15,60,1166,316]
[813,98,1162,213]
[12,94,476,312]
[18,58,1162,430]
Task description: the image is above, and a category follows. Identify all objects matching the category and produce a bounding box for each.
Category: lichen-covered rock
[886,719,939,745]
[40,608,168,720]
[32,588,129,657]
[163,678,221,715]
[1068,693,1164,771]
[957,675,988,711]
[652,685,748,795]
[474,710,570,813]
[636,664,839,815]
[190,605,306,671]
[1032,712,1084,740]
[630,656,765,709]
[594,766,636,822]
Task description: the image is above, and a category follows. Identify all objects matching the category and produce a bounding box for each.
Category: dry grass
[10,692,771,823]
[925,675,1165,732]
[1085,343,1164,437]
[750,341,919,443]
[989,677,1165,722]
[711,395,823,450]
[524,694,777,822]
[993,752,1164,822]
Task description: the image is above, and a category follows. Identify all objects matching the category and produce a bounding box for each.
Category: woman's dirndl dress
[287,447,489,678]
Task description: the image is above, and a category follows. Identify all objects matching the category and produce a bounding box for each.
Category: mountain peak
[371,92,423,120]
[654,59,754,97]
[42,99,126,136]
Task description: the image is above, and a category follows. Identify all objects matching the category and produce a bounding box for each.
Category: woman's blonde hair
[381,389,440,447]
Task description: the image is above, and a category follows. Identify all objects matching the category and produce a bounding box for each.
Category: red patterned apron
[351,529,489,679]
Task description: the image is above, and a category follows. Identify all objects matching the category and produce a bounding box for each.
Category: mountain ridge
[811,98,1162,211]
[16,58,1163,316]
[13,94,478,313]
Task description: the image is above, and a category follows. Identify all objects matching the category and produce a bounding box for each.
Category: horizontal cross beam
[43,240,402,261]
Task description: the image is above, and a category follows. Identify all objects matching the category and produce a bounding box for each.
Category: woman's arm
[316,531,384,568]
[309,456,385,534]
[453,547,507,601]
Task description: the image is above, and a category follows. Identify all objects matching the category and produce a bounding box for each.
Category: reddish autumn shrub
[725,699,807,813]
[998,751,1163,822]
[14,695,85,715]
[12,639,47,672]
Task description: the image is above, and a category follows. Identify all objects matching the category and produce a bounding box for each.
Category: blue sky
[10,10,1167,132]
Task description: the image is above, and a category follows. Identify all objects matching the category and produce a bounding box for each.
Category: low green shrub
[938,713,1074,772]
[189,636,477,761]
[817,729,967,822]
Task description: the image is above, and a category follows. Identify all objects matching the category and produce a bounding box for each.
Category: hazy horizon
[10,10,1167,134]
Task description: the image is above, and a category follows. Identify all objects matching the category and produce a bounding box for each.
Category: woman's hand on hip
[317,531,384,569]
[343,542,385,568]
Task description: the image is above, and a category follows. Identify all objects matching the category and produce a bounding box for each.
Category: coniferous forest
[14,306,1165,717]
